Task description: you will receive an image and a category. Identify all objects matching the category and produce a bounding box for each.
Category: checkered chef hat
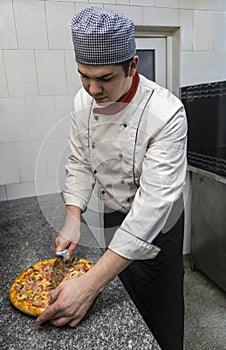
[71,7,136,65]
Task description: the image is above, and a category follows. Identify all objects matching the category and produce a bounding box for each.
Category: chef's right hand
[55,234,76,261]
[55,205,81,260]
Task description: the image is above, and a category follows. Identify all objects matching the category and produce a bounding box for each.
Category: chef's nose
[89,80,103,96]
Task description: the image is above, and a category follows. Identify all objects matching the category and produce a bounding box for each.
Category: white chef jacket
[63,74,187,260]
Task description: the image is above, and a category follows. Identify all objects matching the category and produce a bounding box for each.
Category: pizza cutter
[51,248,68,288]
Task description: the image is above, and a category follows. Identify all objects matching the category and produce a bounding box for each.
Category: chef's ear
[128,55,139,78]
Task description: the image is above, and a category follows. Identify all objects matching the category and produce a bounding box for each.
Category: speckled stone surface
[0,196,161,350]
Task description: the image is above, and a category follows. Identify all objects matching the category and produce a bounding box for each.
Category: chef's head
[71,7,139,104]
[71,7,136,68]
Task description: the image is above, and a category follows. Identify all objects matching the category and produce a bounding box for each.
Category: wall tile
[13,0,48,49]
[0,143,20,185]
[180,52,203,86]
[155,0,179,8]
[59,0,85,2]
[130,0,154,5]
[45,1,74,50]
[4,50,38,96]
[0,51,8,97]
[142,6,180,26]
[35,50,67,95]
[180,10,194,52]
[54,95,74,137]
[6,182,36,200]
[214,12,226,52]
[16,140,48,182]
[180,0,225,10]
[0,0,17,49]
[64,50,82,95]
[193,10,214,51]
[75,3,103,14]
[180,52,226,87]
[25,96,58,139]
[89,0,116,3]
[117,0,129,4]
[0,97,28,142]
[105,5,142,23]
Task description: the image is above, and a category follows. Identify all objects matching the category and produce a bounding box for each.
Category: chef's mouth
[94,96,109,104]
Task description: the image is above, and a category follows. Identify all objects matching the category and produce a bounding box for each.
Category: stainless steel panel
[190,170,226,291]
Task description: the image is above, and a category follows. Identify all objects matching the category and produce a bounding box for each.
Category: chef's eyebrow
[77,69,114,80]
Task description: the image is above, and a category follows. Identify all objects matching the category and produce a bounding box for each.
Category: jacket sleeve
[109,107,187,260]
[63,108,96,212]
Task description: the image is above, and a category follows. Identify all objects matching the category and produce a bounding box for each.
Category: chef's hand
[55,234,76,261]
[36,272,98,327]
[55,205,81,260]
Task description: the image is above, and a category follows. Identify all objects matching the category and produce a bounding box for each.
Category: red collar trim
[93,72,140,116]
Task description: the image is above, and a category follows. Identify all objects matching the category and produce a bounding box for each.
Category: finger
[66,243,77,260]
[36,305,59,325]
[68,317,81,328]
[50,316,73,327]
[55,235,70,252]
[36,287,65,325]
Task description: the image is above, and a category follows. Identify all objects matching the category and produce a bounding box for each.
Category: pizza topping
[33,301,46,308]
[43,264,52,271]
[45,272,52,281]
[33,284,44,292]
[15,284,25,292]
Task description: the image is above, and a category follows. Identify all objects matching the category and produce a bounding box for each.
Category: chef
[36,7,187,350]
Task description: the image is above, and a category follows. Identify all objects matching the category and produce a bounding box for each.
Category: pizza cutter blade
[51,249,68,288]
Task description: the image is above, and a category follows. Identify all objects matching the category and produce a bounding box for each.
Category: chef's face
[77,56,138,105]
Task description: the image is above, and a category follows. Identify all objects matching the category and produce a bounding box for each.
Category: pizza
[9,257,94,317]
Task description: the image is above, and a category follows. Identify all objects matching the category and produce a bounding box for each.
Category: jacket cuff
[63,191,87,212]
[108,228,161,260]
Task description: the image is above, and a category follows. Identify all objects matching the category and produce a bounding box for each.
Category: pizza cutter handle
[56,248,68,262]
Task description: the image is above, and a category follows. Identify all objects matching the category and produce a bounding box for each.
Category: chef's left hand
[36,273,97,327]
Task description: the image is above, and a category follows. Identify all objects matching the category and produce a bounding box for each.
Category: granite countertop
[0,195,160,350]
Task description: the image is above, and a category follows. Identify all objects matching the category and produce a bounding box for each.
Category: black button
[119,153,123,159]
[121,179,125,184]
[93,170,97,174]
[123,123,127,128]
[127,198,131,202]
[101,190,105,195]
[91,143,95,148]
[94,115,99,120]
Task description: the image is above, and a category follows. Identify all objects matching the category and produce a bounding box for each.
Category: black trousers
[104,208,184,350]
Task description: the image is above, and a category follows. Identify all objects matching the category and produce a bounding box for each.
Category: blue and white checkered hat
[71,7,136,65]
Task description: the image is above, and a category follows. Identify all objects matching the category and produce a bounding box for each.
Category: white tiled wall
[1,0,226,251]
[13,0,48,50]
[0,97,28,142]
[0,0,82,202]
[45,1,74,50]
[35,50,68,95]
[4,50,38,96]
